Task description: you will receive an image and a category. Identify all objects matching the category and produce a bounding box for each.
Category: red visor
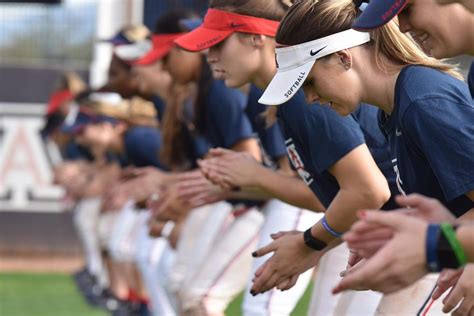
[47,90,73,115]
[134,33,185,65]
[175,9,279,52]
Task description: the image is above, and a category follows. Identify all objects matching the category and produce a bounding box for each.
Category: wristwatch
[304,228,327,251]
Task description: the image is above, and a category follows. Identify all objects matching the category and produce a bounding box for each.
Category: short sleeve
[403,99,474,201]
[152,96,166,122]
[63,141,93,161]
[304,105,365,173]
[206,81,254,148]
[246,85,286,159]
[124,127,165,169]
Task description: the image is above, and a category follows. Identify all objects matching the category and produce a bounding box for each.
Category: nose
[397,13,412,33]
[207,47,219,64]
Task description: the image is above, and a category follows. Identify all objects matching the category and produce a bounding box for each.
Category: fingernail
[252,252,257,257]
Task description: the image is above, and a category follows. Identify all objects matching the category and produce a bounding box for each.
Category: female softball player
[175,3,323,315]
[258,0,474,314]
[71,95,164,315]
[175,1,402,314]
[349,1,474,314]
[353,0,474,98]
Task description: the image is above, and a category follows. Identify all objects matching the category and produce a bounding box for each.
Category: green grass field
[0,273,312,316]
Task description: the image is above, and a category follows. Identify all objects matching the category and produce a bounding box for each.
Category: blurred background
[0,1,472,315]
[0,1,212,315]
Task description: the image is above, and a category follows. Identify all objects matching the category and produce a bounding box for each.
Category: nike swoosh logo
[310,46,327,57]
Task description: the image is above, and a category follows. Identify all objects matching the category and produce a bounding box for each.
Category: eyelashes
[303,78,314,88]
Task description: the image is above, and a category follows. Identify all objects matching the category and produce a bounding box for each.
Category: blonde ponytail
[371,19,463,80]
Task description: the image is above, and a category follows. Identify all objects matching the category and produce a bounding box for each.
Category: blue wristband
[426,224,441,272]
[322,216,343,238]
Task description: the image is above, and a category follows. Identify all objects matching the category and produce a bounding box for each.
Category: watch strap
[304,228,327,251]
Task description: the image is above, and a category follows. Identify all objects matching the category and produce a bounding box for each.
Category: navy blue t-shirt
[151,95,166,122]
[277,92,366,208]
[63,141,93,161]
[379,65,474,217]
[246,85,287,162]
[468,62,474,99]
[123,126,166,169]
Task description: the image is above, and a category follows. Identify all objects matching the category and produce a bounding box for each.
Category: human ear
[335,50,352,70]
[251,34,266,48]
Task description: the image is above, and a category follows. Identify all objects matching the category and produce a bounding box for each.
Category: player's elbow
[362,177,391,209]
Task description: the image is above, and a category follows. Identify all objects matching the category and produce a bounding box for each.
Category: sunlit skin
[162,46,202,85]
[133,61,172,98]
[302,47,400,117]
[207,33,277,89]
[397,0,474,57]
[105,55,140,98]
[77,122,126,154]
[436,0,474,12]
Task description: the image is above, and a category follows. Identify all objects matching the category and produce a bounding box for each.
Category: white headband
[259,29,370,105]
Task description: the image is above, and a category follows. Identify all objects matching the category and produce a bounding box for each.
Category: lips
[411,32,431,50]
[211,68,226,80]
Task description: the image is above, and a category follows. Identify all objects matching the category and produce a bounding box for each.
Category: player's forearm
[226,187,274,201]
[255,167,325,212]
[457,223,474,261]
[458,208,474,222]
[311,186,389,245]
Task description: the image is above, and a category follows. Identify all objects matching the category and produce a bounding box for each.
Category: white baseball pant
[243,199,323,316]
[172,203,264,315]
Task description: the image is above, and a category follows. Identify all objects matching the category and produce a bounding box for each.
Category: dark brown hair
[157,10,213,170]
[209,0,293,21]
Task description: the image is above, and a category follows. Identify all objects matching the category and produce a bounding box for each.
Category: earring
[344,62,351,70]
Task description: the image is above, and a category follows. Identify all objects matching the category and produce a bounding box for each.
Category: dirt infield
[0,254,84,273]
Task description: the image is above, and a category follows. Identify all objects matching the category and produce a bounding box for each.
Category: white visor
[114,40,153,62]
[259,29,370,105]
[89,92,123,105]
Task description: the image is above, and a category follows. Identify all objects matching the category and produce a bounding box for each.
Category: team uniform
[61,113,114,295]
[151,95,166,122]
[380,65,474,216]
[93,125,174,316]
[105,125,165,262]
[376,65,474,315]
[275,91,397,316]
[168,79,265,315]
[242,85,322,316]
